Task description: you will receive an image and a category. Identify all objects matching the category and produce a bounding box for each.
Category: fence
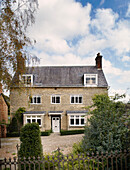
[0,148,129,170]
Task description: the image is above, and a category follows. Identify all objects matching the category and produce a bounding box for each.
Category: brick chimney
[0,83,2,94]
[95,53,102,70]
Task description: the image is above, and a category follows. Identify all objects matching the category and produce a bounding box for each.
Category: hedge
[6,132,20,137]
[41,130,52,136]
[60,129,85,136]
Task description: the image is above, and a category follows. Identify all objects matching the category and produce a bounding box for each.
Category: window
[84,74,98,86]
[26,115,42,126]
[70,95,83,104]
[21,74,33,86]
[69,115,85,126]
[51,95,60,104]
[30,96,41,104]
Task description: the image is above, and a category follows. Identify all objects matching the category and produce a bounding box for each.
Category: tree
[7,107,25,134]
[82,94,129,153]
[18,123,43,158]
[0,0,38,89]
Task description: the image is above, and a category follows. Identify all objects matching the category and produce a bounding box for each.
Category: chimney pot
[95,53,102,70]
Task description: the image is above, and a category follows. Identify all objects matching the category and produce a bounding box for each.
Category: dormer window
[21,74,33,86]
[84,74,98,87]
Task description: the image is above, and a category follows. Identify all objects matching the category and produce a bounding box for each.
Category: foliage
[6,132,20,137]
[7,107,25,134]
[0,0,38,89]
[60,129,84,136]
[43,149,99,170]
[18,123,43,159]
[41,130,52,136]
[15,107,25,133]
[82,94,130,154]
[7,116,19,133]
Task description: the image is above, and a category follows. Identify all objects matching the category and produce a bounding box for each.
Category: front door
[52,117,60,132]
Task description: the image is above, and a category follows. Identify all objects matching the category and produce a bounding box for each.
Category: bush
[60,129,84,136]
[7,117,19,133]
[18,123,43,159]
[82,94,130,154]
[41,130,51,136]
[6,132,20,137]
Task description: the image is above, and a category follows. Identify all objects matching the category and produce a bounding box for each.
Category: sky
[27,0,130,103]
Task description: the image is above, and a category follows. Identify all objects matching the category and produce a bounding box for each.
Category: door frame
[51,115,61,133]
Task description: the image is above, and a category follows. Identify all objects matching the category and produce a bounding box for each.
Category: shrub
[18,123,43,159]
[60,129,84,136]
[7,117,19,133]
[41,130,51,136]
[6,132,20,137]
[82,94,130,154]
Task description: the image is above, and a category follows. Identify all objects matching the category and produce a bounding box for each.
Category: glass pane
[86,77,90,84]
[76,119,79,125]
[30,97,33,103]
[71,97,74,103]
[52,96,55,103]
[37,119,41,125]
[79,97,82,103]
[91,78,96,84]
[81,118,84,125]
[27,76,31,84]
[56,96,60,103]
[76,97,78,103]
[70,119,74,125]
[37,97,41,103]
[27,119,31,123]
[32,119,36,122]
[34,97,36,103]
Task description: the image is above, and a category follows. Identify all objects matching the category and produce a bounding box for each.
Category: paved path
[0,133,84,159]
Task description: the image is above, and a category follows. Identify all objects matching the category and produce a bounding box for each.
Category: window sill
[30,103,42,105]
[69,125,85,127]
[70,103,83,104]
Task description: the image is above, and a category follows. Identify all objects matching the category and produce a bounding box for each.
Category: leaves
[0,0,38,89]
[82,94,129,153]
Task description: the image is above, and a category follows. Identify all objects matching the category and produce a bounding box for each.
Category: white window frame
[69,114,86,126]
[84,74,98,87]
[20,74,33,86]
[30,96,42,104]
[70,95,83,104]
[25,114,43,127]
[51,95,61,104]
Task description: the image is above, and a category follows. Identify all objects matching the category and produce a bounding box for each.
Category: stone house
[10,53,108,132]
[0,85,8,138]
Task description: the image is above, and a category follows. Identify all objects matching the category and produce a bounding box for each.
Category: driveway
[0,133,84,159]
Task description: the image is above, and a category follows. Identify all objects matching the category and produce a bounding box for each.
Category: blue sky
[28,0,130,102]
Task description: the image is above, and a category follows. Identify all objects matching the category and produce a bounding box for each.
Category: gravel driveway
[0,133,84,159]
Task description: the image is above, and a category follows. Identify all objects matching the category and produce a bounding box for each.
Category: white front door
[52,117,60,132]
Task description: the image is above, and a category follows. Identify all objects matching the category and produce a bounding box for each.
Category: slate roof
[12,66,108,87]
[27,66,108,87]
[66,110,88,114]
[23,111,46,114]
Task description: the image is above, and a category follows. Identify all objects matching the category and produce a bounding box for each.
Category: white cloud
[28,0,130,102]
[100,0,105,6]
[108,88,130,103]
[126,3,130,17]
[122,55,130,62]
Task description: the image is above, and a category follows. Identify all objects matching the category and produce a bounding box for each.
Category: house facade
[10,53,108,132]
[0,84,8,138]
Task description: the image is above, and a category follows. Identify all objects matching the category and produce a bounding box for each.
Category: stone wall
[10,87,108,130]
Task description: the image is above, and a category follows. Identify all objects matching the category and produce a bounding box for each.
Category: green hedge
[60,129,84,136]
[6,132,20,137]
[41,130,52,136]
